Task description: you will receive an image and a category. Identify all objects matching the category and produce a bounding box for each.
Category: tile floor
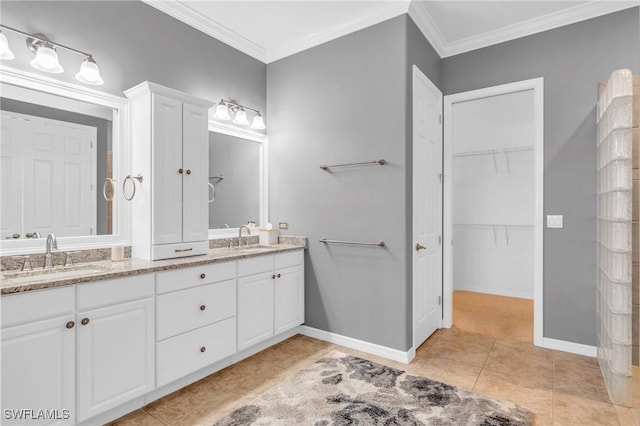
[110,329,639,426]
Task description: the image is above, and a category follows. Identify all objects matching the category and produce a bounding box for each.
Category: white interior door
[0,114,24,240]
[3,111,96,238]
[413,66,443,349]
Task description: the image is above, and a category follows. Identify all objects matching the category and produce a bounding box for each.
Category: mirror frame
[0,65,131,255]
[207,119,268,239]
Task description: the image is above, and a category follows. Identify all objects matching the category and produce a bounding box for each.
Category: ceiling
[142,0,639,62]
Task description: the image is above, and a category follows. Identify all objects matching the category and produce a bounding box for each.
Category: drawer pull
[200,346,206,353]
[66,321,75,329]
[81,318,90,326]
[272,274,276,280]
[200,305,206,311]
[200,273,206,279]
[175,248,193,253]
[277,273,281,278]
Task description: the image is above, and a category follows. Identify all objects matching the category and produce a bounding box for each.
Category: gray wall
[268,15,440,352]
[442,8,640,346]
[0,1,266,118]
[0,98,112,235]
[208,132,260,229]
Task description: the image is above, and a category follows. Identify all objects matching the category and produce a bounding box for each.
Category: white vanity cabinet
[0,275,155,426]
[155,262,237,387]
[75,276,155,422]
[1,286,76,425]
[125,82,213,260]
[238,250,304,351]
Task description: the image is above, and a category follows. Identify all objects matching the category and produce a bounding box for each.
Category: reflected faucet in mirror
[44,233,57,269]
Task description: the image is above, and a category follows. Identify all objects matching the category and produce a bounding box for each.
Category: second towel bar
[319,237,385,247]
[320,159,385,171]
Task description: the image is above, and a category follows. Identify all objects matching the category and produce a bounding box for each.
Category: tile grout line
[472,337,497,390]
[141,407,169,426]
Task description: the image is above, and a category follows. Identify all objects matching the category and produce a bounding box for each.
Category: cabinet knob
[178,168,184,174]
[200,346,206,353]
[66,321,75,329]
[81,318,90,326]
[200,305,206,311]
[186,169,192,175]
[200,273,206,279]
[272,274,276,280]
[277,273,281,278]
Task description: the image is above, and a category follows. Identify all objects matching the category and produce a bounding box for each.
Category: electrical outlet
[546,215,563,228]
[279,222,289,230]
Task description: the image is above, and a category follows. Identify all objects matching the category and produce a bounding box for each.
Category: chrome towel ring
[123,174,143,201]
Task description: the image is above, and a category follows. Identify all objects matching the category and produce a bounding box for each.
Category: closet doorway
[443,79,544,346]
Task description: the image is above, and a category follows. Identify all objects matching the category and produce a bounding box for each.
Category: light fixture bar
[0,24,92,58]
[219,99,261,115]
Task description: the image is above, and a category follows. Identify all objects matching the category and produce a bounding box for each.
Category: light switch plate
[546,215,563,228]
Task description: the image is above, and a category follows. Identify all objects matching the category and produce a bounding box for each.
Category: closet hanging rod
[319,237,385,247]
[453,146,534,158]
[319,159,385,171]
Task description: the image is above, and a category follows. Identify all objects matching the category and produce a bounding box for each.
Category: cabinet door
[151,94,183,245]
[237,272,274,351]
[2,316,75,425]
[181,103,209,243]
[76,298,154,422]
[274,264,305,334]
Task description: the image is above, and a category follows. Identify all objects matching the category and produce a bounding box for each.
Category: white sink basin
[232,245,280,254]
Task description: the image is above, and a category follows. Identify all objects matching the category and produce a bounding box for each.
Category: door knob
[178,168,184,174]
[415,243,427,251]
[186,169,191,175]
[81,318,90,325]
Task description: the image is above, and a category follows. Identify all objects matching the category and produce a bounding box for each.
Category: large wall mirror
[0,66,130,255]
[207,120,267,239]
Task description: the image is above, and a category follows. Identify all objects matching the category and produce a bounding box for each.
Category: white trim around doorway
[443,77,545,348]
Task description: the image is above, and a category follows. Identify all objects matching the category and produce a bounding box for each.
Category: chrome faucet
[44,233,57,269]
[238,225,251,247]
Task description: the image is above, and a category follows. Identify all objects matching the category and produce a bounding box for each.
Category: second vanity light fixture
[213,99,266,130]
[0,24,104,86]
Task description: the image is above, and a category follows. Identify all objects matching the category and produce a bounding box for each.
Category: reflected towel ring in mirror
[103,177,115,201]
[123,174,143,201]
[208,182,215,203]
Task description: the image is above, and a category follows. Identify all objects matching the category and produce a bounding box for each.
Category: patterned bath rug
[214,351,533,425]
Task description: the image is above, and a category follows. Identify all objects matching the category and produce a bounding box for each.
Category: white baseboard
[299,325,415,364]
[541,337,597,357]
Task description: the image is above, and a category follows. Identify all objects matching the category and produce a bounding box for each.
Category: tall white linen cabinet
[125,82,213,260]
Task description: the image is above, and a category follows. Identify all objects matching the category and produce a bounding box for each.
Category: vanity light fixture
[0,25,105,85]
[214,99,266,130]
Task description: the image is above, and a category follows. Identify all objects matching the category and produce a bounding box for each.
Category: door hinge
[90,141,94,148]
[438,296,442,305]
[438,235,442,245]
[90,228,93,235]
[438,173,443,183]
[438,114,442,124]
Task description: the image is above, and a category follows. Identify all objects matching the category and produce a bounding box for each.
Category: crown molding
[266,1,410,63]
[141,0,267,62]
[410,0,640,58]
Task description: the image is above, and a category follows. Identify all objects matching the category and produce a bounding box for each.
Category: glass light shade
[30,46,63,73]
[213,103,231,121]
[251,114,266,130]
[75,57,104,85]
[233,108,249,126]
[0,32,15,60]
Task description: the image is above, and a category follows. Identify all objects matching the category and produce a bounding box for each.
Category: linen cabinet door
[151,94,183,245]
[1,317,75,425]
[237,272,274,351]
[181,103,209,243]
[76,297,154,423]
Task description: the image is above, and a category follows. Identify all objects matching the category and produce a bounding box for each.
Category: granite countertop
[1,242,306,295]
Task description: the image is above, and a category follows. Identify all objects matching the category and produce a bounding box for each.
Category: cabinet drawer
[157,279,236,340]
[156,261,236,294]
[275,250,304,269]
[77,274,154,311]
[2,286,75,328]
[151,241,208,261]
[156,317,236,387]
[238,255,273,277]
